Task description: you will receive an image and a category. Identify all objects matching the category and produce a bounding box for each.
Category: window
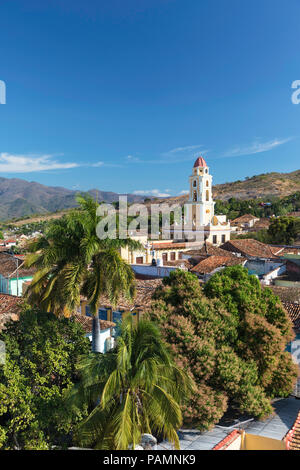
[136,256,143,264]
[193,190,197,202]
[193,180,197,187]
[162,253,168,263]
[221,234,226,243]
[206,180,209,187]
[171,252,176,261]
[206,190,209,201]
[213,235,217,244]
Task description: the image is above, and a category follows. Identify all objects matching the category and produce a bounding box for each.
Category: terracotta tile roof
[0,252,36,278]
[221,239,278,259]
[191,255,245,274]
[185,242,237,258]
[0,294,23,331]
[250,218,271,231]
[285,411,300,450]
[193,156,207,168]
[72,313,115,333]
[269,285,300,304]
[269,246,285,255]
[165,259,192,269]
[283,302,300,331]
[151,242,187,250]
[81,279,162,311]
[213,430,241,450]
[231,214,258,224]
[287,212,300,218]
[278,247,300,256]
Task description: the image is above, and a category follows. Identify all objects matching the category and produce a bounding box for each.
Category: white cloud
[91,161,104,167]
[133,189,171,198]
[91,161,123,168]
[179,190,189,194]
[126,155,140,163]
[162,144,204,156]
[0,153,78,173]
[222,138,293,158]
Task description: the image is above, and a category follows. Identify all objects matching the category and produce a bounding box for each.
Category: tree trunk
[92,315,101,353]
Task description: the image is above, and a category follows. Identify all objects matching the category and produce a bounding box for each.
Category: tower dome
[193,156,207,168]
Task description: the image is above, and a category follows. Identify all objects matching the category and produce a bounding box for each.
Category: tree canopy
[148,267,297,430]
[0,306,90,449]
[66,315,193,450]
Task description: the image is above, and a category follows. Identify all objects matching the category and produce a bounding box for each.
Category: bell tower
[187,156,215,228]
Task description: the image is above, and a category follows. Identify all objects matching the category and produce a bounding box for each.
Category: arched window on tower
[193,190,197,202]
[206,180,209,187]
[206,190,209,201]
[193,180,197,187]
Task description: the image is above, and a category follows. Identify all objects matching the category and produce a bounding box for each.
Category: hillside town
[1,0,300,458]
[0,156,299,451]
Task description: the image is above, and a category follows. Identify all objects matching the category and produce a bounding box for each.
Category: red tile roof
[81,279,162,311]
[193,156,207,168]
[231,214,258,224]
[151,242,187,250]
[285,411,300,450]
[287,212,300,218]
[213,430,241,450]
[0,252,36,278]
[221,239,278,259]
[0,294,23,330]
[72,313,115,333]
[191,255,245,274]
[283,302,300,331]
[185,242,237,258]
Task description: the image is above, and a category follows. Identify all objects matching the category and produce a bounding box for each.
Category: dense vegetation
[67,316,193,450]
[148,268,297,431]
[0,306,90,449]
[215,191,300,220]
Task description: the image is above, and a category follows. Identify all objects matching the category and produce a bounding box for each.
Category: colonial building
[164,156,231,245]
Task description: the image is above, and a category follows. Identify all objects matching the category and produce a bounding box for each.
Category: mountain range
[0,177,146,221]
[1,169,300,221]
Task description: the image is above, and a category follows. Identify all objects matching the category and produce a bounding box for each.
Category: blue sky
[0,0,300,197]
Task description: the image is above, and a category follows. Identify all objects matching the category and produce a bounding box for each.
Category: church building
[165,156,231,246]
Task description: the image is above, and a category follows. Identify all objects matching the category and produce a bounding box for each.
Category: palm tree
[66,315,194,450]
[24,195,141,352]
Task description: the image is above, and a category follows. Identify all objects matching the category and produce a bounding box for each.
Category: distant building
[231,214,260,230]
[0,252,35,296]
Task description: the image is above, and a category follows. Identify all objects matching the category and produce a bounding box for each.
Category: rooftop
[193,156,207,168]
[72,313,115,333]
[157,398,300,450]
[283,302,300,331]
[186,242,238,258]
[0,294,23,330]
[81,278,162,312]
[285,411,300,450]
[221,239,279,259]
[231,214,259,224]
[0,252,36,278]
[191,255,246,274]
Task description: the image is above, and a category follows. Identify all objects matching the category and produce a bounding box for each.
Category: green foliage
[24,195,140,317]
[0,306,90,449]
[148,268,297,430]
[215,191,300,220]
[66,315,193,450]
[268,216,300,245]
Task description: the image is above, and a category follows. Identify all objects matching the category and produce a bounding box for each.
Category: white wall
[87,328,113,353]
[131,264,178,278]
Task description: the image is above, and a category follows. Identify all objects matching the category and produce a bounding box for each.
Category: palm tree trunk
[92,315,101,353]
